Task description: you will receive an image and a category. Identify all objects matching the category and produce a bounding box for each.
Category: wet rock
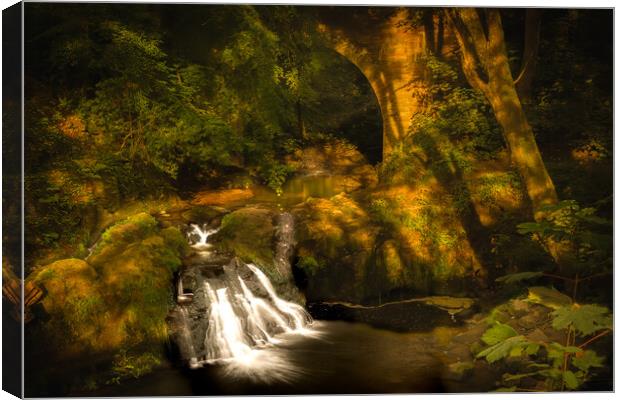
[169,257,312,366]
[517,313,540,330]
[308,300,457,332]
[445,361,475,381]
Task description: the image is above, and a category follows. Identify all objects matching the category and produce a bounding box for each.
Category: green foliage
[477,312,609,391]
[412,55,502,155]
[477,335,529,363]
[484,194,612,391]
[296,255,325,276]
[572,350,604,372]
[517,200,612,276]
[526,286,572,310]
[551,304,612,337]
[107,350,161,385]
[481,322,518,346]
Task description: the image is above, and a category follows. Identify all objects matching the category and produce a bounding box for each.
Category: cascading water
[168,218,316,382]
[187,223,219,249]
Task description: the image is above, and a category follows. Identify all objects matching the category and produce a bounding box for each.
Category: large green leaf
[527,286,572,310]
[481,322,518,345]
[476,335,529,363]
[496,271,543,284]
[551,304,612,336]
[563,370,579,390]
[572,350,605,372]
[546,342,583,367]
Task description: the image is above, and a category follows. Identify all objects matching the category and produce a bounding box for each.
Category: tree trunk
[447,8,558,218]
[484,42,558,218]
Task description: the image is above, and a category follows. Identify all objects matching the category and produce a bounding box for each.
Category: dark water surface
[91,320,449,396]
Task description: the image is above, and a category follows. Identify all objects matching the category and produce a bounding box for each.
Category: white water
[200,263,315,365]
[187,224,219,249]
[177,222,319,382]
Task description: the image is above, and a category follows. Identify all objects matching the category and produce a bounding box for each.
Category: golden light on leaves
[57,114,86,139]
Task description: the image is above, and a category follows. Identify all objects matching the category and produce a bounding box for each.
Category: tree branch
[444,9,489,94]
[579,329,611,349]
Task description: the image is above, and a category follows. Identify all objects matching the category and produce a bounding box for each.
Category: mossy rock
[30,213,188,384]
[88,212,158,265]
[181,205,228,224]
[293,194,379,303]
[210,206,303,303]
[214,207,276,270]
[293,190,478,304]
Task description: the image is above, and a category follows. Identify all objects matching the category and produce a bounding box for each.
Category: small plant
[107,350,161,385]
[296,255,325,276]
[476,199,612,391]
[476,288,611,391]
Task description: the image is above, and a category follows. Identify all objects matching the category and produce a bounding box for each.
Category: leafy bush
[296,255,325,276]
[476,295,611,391]
[478,199,612,391]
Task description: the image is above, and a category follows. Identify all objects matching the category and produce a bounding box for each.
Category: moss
[90,212,158,264]
[31,213,186,384]
[296,255,325,276]
[160,226,189,257]
[216,207,275,268]
[107,350,162,385]
[181,205,225,223]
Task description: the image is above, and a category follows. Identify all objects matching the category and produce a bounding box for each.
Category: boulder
[30,213,188,384]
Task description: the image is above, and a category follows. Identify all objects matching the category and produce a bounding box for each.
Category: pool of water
[90,320,451,396]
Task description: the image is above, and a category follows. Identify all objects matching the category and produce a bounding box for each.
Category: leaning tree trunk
[446,8,558,219]
[446,8,574,268]
[484,37,558,219]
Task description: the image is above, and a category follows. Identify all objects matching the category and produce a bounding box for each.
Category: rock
[213,206,276,269]
[211,206,303,303]
[293,188,479,303]
[445,361,475,381]
[191,188,254,206]
[526,328,550,344]
[31,214,188,363]
[293,193,379,303]
[451,322,488,345]
[511,299,529,312]
[527,286,572,310]
[517,314,540,330]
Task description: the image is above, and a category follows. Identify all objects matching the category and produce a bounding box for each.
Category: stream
[87,221,485,396]
[93,320,448,396]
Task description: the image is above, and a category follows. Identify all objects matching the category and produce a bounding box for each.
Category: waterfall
[170,220,315,380]
[187,224,219,249]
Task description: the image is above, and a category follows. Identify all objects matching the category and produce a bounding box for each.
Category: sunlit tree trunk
[446,8,558,220]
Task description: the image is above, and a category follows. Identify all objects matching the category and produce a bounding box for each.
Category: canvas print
[2,2,614,397]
